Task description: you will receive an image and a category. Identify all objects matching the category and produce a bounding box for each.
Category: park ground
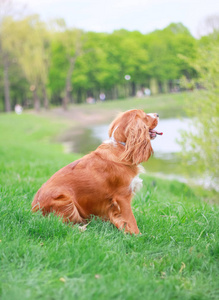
[0,93,219,300]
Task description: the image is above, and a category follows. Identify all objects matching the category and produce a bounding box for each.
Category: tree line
[0,14,213,112]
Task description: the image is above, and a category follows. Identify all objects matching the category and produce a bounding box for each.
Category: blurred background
[0,0,218,190]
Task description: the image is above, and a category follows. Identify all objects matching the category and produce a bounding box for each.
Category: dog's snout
[156,114,159,118]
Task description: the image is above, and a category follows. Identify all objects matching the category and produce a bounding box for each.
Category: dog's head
[109,109,160,164]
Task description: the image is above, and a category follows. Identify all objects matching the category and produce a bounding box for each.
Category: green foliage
[144,23,197,83]
[0,16,198,110]
[0,112,219,300]
[2,15,50,86]
[49,41,68,94]
[49,28,84,90]
[0,15,51,110]
[179,37,219,185]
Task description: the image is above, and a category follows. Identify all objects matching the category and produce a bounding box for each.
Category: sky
[16,0,219,37]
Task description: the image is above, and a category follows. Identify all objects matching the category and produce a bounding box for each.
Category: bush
[179,40,219,187]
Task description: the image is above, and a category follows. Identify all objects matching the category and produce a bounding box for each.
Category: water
[92,118,191,159]
[62,118,217,190]
[91,118,188,181]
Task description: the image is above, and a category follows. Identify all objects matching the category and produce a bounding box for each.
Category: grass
[70,92,191,119]
[0,112,219,300]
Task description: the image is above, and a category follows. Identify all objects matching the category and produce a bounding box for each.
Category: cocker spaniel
[32,109,162,234]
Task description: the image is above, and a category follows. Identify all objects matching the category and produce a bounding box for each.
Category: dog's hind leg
[32,190,85,224]
[61,200,85,224]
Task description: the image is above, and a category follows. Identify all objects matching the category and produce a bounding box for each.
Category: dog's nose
[156,114,159,118]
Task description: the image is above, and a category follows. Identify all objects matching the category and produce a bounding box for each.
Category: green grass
[0,112,219,300]
[72,92,191,119]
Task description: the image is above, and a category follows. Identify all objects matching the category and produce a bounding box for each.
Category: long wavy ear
[108,112,123,138]
[121,117,153,164]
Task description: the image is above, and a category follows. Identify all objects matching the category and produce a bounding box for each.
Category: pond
[60,117,218,191]
[61,118,190,181]
[92,118,190,158]
[91,118,193,183]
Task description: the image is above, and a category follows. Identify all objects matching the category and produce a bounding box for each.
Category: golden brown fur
[32,109,159,234]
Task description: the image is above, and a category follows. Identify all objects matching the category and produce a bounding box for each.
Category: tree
[118,31,149,96]
[0,38,11,111]
[0,0,27,112]
[0,0,15,112]
[179,38,219,187]
[49,22,85,110]
[4,15,51,111]
[0,16,203,109]
[144,23,197,92]
[73,31,121,100]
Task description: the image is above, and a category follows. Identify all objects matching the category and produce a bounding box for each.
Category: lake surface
[92,118,191,159]
[63,117,217,190]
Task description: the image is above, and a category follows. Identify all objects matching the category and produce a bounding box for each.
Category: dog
[32,109,162,234]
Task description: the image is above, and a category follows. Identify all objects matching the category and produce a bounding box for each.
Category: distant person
[15,104,23,114]
[136,90,143,98]
[144,88,151,96]
[86,97,96,104]
[99,93,106,101]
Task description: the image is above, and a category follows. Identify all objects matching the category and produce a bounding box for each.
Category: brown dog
[32,109,161,234]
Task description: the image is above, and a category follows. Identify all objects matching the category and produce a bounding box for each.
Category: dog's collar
[111,126,126,146]
[110,136,126,146]
[119,141,126,146]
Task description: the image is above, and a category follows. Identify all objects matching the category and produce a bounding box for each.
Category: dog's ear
[108,113,122,138]
[121,116,153,164]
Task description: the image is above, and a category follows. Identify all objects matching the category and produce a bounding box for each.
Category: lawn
[70,92,191,119]
[0,112,219,300]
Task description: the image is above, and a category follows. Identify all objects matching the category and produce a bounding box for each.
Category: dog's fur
[32,109,159,234]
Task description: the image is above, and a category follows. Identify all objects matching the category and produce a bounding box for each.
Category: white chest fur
[130,165,145,193]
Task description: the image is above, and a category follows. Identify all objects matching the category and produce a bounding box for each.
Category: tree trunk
[63,57,76,110]
[158,81,163,93]
[63,88,71,111]
[77,88,82,103]
[33,88,40,112]
[112,86,118,99]
[168,80,173,93]
[124,84,128,98]
[131,82,136,97]
[42,86,49,109]
[3,53,11,112]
